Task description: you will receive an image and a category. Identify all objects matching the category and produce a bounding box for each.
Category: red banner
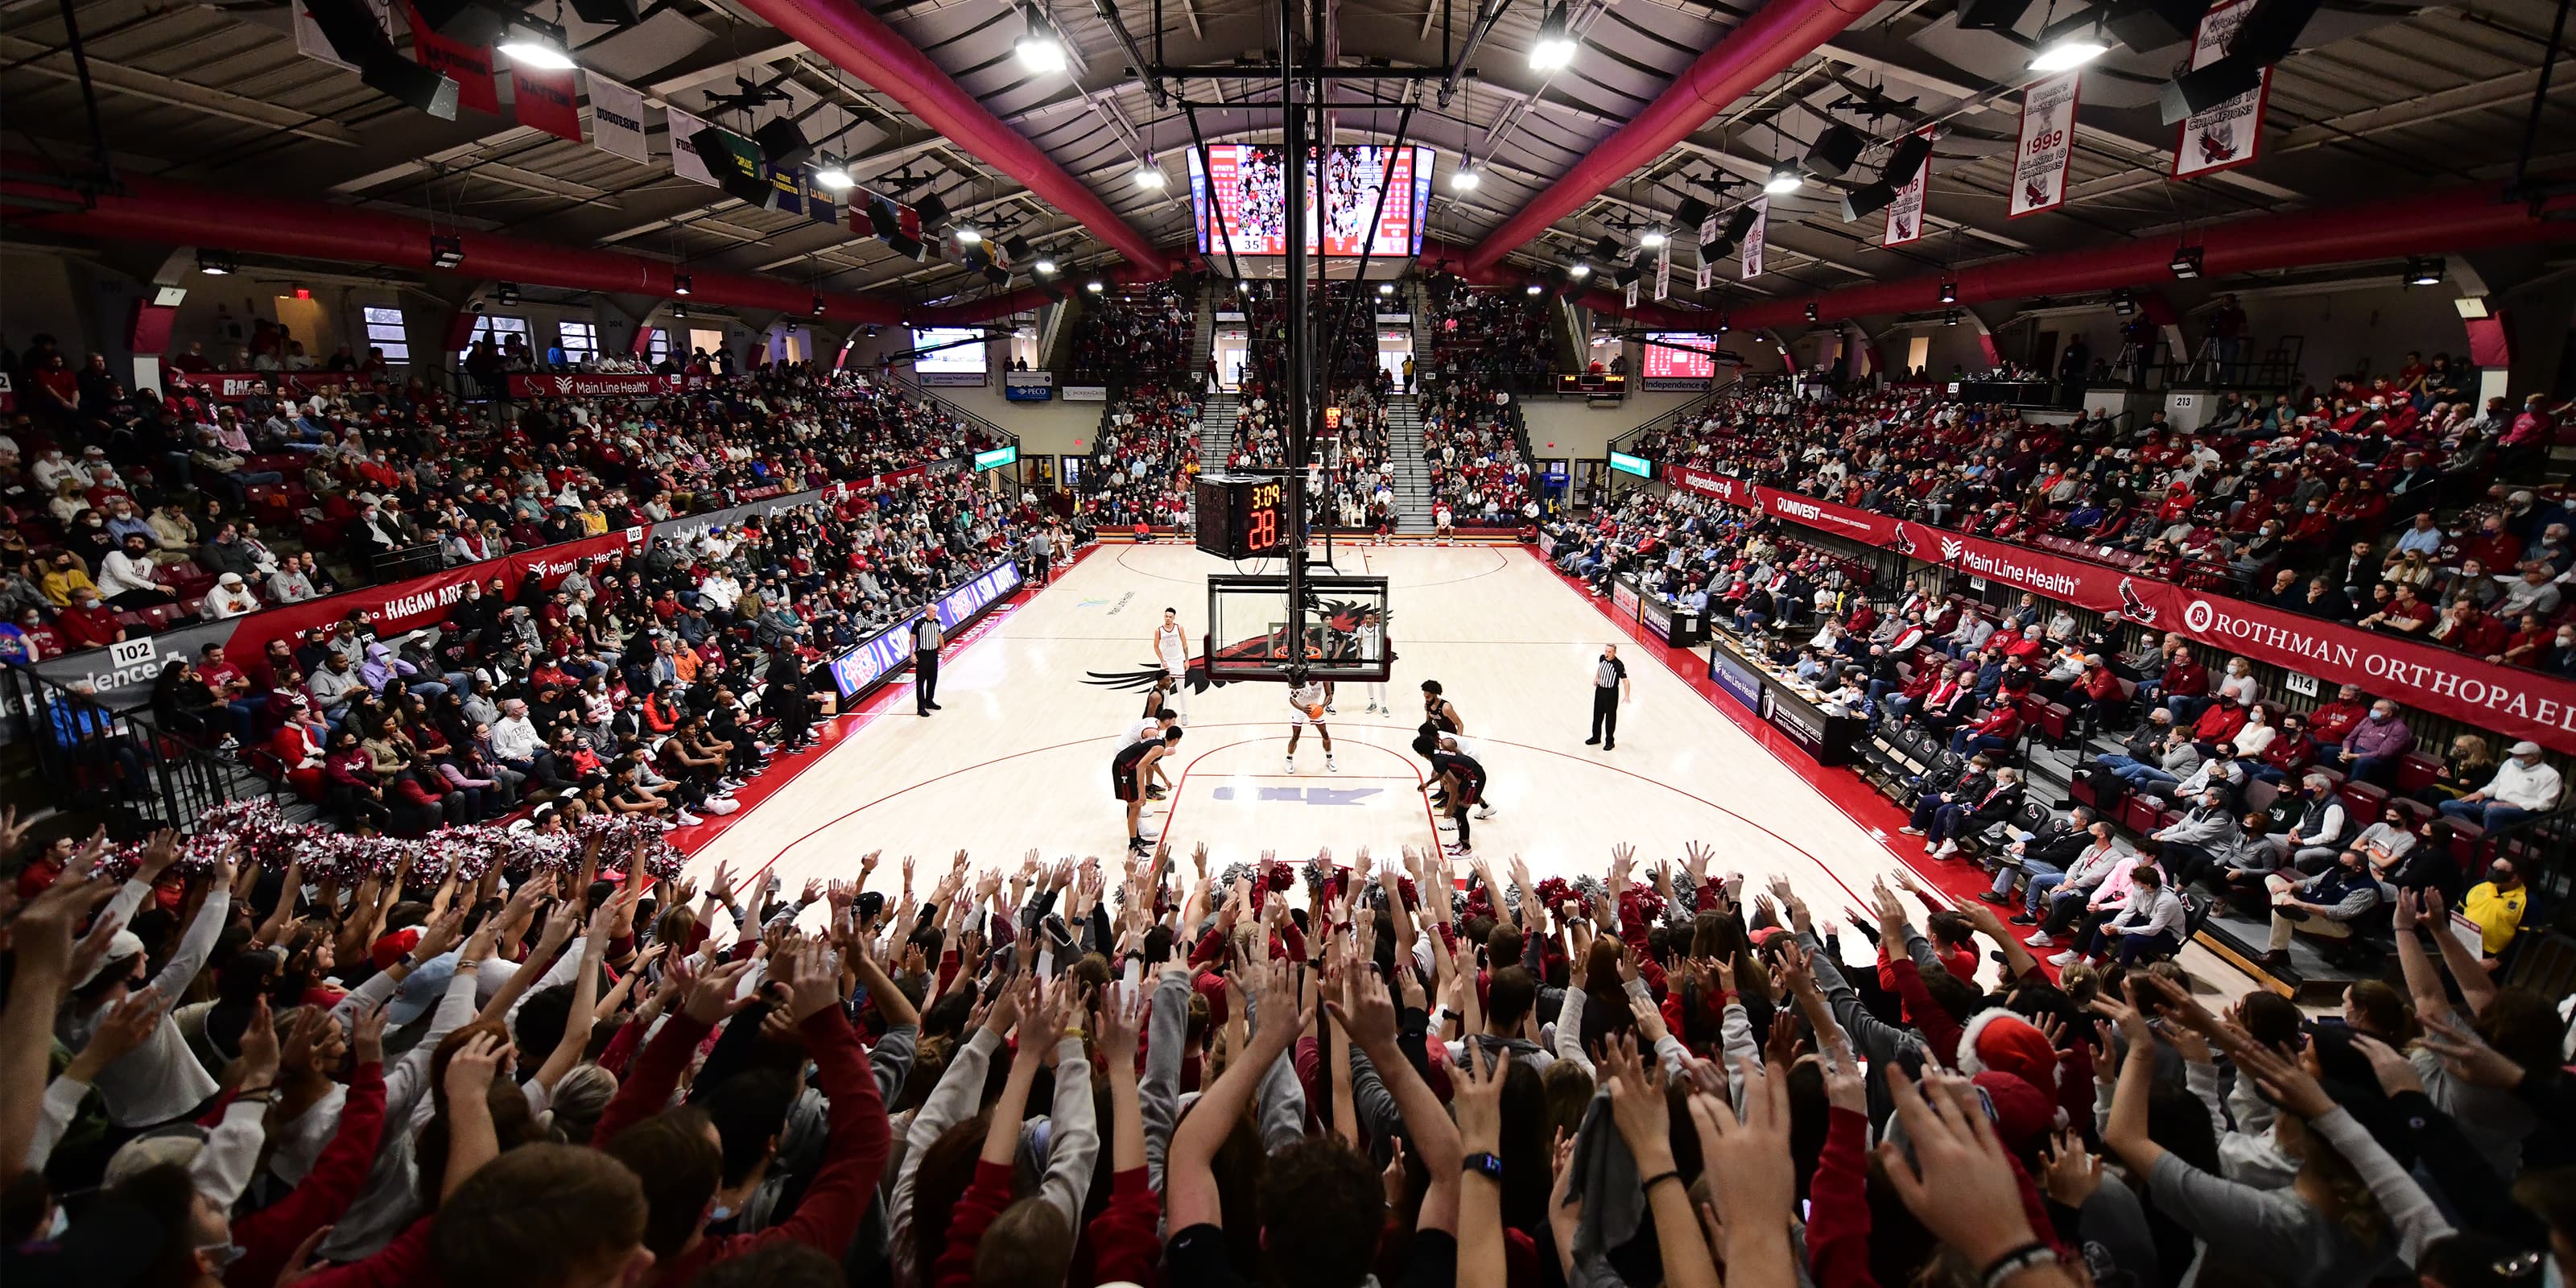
[512,64,582,142]
[220,530,634,664]
[403,2,500,116]
[1663,464,2576,754]
[506,374,708,398]
[167,372,362,402]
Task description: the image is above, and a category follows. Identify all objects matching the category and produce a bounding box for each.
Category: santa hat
[1956,1008,2060,1099]
[1968,1071,2060,1151]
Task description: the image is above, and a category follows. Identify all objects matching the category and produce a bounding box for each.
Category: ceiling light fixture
[1943,308,1962,326]
[1805,302,1820,322]
[1451,164,1480,192]
[428,235,464,270]
[1133,158,1168,190]
[2169,245,2204,279]
[1034,258,1058,275]
[196,249,236,275]
[1086,279,1104,292]
[812,294,827,316]
[1938,279,1958,303]
[1378,282,1395,295]
[496,17,575,69]
[1765,163,1802,195]
[2404,255,2445,287]
[1525,283,1543,295]
[671,301,687,317]
[1715,316,1730,332]
[672,273,692,296]
[497,283,521,305]
[1567,262,1591,279]
[955,225,983,245]
[1638,229,1667,249]
[813,155,857,190]
[1530,2,1577,70]
[1014,3,1067,73]
[2029,21,2110,72]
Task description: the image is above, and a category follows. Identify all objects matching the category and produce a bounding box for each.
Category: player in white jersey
[1284,678,1335,774]
[1356,609,1388,713]
[1152,607,1191,724]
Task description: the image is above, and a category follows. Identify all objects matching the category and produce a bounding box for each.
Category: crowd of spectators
[1065,287,1194,387]
[1427,285,1551,385]
[0,353,1008,662]
[8,810,2574,1288]
[1626,375,2576,678]
[1080,382,1201,530]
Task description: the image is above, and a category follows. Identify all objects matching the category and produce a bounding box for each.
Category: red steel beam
[735,0,1170,278]
[1458,0,1878,274]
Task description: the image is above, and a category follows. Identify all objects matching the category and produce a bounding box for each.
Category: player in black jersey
[1415,735,1487,856]
[1115,726,1184,852]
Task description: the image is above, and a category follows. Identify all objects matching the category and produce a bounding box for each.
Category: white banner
[1624,279,1639,309]
[2175,0,2268,179]
[667,105,718,186]
[588,76,650,164]
[1695,256,1712,292]
[1740,197,1768,279]
[2010,72,2080,217]
[292,0,388,70]
[1653,243,1670,301]
[1883,125,1934,246]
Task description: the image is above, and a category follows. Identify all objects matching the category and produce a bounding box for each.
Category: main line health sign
[1664,464,2576,754]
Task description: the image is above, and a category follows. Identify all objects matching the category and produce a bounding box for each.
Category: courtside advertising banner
[1660,469,2576,753]
[1740,197,1768,278]
[2175,0,2270,178]
[2011,72,2079,217]
[1883,125,1934,246]
[587,76,650,163]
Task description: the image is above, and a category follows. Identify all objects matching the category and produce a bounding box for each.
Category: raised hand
[350,997,389,1067]
[1689,1058,1796,1239]
[1875,1067,2043,1267]
[1326,963,1399,1054]
[442,1030,514,1103]
[785,935,843,1022]
[1096,978,1150,1059]
[1451,1041,1506,1154]
[677,956,759,1024]
[1599,1034,1670,1160]
[2039,1125,2104,1207]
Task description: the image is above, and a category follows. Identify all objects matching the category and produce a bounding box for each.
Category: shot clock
[1195,473,1302,560]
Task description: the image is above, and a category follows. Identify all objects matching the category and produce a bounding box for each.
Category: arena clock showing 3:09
[1195,474,1301,560]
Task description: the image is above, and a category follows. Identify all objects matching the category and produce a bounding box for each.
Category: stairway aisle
[1385,392,1435,532]
[1199,391,1239,469]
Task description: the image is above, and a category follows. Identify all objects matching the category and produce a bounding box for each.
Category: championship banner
[1653,243,1671,302]
[2175,0,2270,178]
[667,106,718,185]
[402,2,500,116]
[506,374,708,397]
[512,62,582,142]
[2010,72,2079,217]
[1624,279,1639,309]
[1695,256,1712,292]
[1883,125,1934,246]
[1666,474,2576,753]
[587,76,650,163]
[1740,197,1768,278]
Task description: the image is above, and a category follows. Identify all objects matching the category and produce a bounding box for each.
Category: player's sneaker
[1365,703,1378,713]
[1473,804,1496,819]
[1326,705,1336,715]
[1284,755,1295,774]
[674,810,704,826]
[1325,757,1337,773]
[1443,842,1472,857]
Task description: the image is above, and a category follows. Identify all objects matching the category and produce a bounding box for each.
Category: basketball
[1305,704,1326,720]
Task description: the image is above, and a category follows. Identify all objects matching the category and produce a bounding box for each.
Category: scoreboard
[1195,473,1300,560]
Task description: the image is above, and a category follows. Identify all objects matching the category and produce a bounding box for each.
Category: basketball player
[1356,609,1388,713]
[1152,607,1192,724]
[1417,733,1488,855]
[1422,679,1465,737]
[1127,704,1181,799]
[1116,725,1183,852]
[1285,675,1335,774]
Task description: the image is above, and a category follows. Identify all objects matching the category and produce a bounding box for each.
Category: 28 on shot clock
[1195,473,1301,560]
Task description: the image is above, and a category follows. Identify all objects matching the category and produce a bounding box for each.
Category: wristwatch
[1461,1151,1503,1182]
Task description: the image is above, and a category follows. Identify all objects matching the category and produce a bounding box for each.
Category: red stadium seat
[2396,754,2442,795]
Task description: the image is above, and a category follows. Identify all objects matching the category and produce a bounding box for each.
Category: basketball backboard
[1203,573,1392,683]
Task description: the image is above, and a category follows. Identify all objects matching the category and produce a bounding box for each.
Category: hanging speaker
[1803,124,1866,179]
[362,53,460,120]
[1673,196,1712,229]
[1954,0,2034,31]
[2103,0,2204,51]
[1879,133,1934,184]
[691,126,774,208]
[1002,233,1033,260]
[305,0,394,63]
[1613,266,1641,288]
[866,199,902,241]
[1722,206,1759,242]
[2158,59,2264,123]
[410,0,508,43]
[1839,181,1896,222]
[2227,0,2323,65]
[984,266,1011,287]
[566,0,640,24]
[753,118,813,169]
[913,191,951,229]
[1592,235,1623,263]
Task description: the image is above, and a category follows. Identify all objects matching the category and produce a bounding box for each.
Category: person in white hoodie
[53,833,236,1130]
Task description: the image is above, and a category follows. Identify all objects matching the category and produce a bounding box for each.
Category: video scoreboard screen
[1641,334,1718,383]
[1187,145,1434,258]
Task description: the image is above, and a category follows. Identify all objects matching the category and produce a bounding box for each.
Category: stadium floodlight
[197,250,237,275]
[1530,2,1577,70]
[1451,164,1480,191]
[2169,245,2204,279]
[2404,256,2445,287]
[1033,258,1058,275]
[2031,27,2109,71]
[672,274,692,296]
[813,155,857,190]
[1765,163,1802,195]
[497,17,574,68]
[1014,3,1067,73]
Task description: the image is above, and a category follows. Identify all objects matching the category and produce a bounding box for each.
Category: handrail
[0,665,279,838]
[881,374,1022,456]
[1607,380,1739,458]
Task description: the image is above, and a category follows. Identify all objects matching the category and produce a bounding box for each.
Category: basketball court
[679,541,1930,919]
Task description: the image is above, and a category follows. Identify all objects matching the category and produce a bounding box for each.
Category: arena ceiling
[2,0,2569,314]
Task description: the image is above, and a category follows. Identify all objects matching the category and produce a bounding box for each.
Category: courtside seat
[2242,778,2280,817]
[2119,792,2165,836]
[2339,779,2390,829]
[2445,818,2487,868]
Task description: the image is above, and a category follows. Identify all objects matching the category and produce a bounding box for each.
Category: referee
[1585,643,1630,749]
[914,615,944,716]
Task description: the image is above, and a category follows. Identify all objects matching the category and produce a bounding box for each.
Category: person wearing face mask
[2334,700,2414,785]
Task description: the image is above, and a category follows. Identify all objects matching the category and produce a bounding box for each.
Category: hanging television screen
[1187,145,1435,258]
[910,327,989,386]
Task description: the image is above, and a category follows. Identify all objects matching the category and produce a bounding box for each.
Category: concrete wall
[845,328,1104,463]
[1519,388,1706,463]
